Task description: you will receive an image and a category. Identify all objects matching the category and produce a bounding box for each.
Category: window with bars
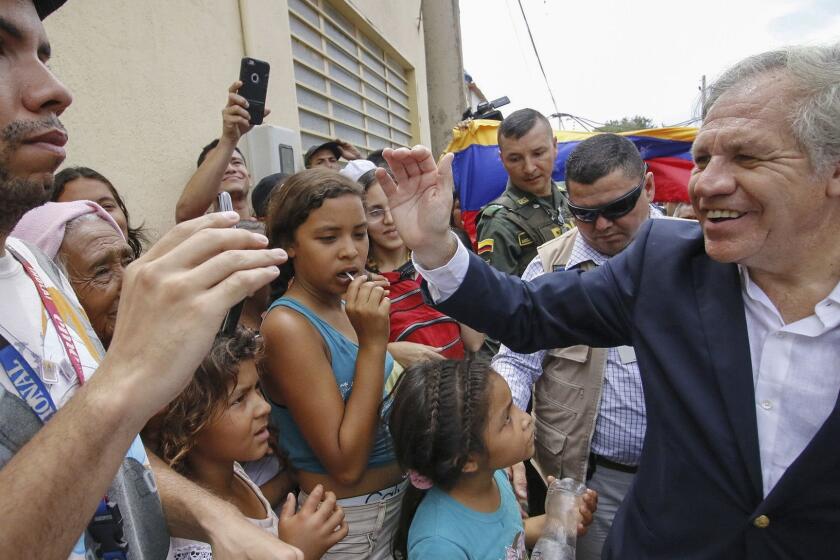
[288,0,414,155]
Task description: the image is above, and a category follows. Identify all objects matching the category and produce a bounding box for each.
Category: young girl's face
[365,182,404,254]
[481,371,535,470]
[192,359,272,464]
[288,193,369,294]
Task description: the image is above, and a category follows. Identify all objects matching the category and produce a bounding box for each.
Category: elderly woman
[12,201,132,348]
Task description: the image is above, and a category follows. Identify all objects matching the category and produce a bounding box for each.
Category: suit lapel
[692,255,763,497]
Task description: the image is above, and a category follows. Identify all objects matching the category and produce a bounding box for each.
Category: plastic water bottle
[531,477,586,560]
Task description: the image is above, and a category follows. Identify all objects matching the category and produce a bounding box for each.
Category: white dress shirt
[416,233,840,496]
[738,266,840,496]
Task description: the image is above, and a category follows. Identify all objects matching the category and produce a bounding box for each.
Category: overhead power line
[550,113,607,132]
[516,0,560,117]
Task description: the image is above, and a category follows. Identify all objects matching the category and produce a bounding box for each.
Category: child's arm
[277,485,348,559]
[261,277,390,486]
[259,469,296,509]
[147,452,302,560]
[458,322,485,352]
[524,514,547,549]
[387,340,444,368]
[523,488,599,548]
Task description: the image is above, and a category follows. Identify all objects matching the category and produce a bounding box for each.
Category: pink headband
[12,200,126,259]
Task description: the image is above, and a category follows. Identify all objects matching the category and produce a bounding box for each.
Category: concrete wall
[45,0,432,242]
[421,0,466,157]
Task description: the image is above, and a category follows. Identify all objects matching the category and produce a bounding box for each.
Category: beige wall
[421,0,466,157]
[45,0,431,242]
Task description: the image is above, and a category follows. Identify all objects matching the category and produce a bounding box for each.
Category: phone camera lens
[250,72,260,84]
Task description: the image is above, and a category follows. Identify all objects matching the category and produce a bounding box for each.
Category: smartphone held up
[238,57,270,125]
[217,192,245,336]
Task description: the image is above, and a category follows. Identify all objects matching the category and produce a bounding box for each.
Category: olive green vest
[479,182,571,276]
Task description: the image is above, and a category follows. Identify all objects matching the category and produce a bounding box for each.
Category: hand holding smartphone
[238,57,270,126]
[218,191,245,336]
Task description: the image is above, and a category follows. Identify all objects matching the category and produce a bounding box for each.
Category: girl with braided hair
[389,359,568,559]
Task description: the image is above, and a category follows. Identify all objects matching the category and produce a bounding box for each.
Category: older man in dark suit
[377,43,840,559]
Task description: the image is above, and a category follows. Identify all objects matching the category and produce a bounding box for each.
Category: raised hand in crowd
[221,80,266,144]
[176,81,270,223]
[105,212,284,410]
[0,212,289,559]
[376,147,457,268]
[335,137,363,161]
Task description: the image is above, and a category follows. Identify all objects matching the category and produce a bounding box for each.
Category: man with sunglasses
[493,133,657,560]
[379,42,840,559]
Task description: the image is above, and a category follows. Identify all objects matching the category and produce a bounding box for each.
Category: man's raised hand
[103,212,285,425]
[377,146,457,268]
[222,81,272,143]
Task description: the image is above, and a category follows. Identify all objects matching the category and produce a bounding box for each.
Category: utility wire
[570,115,593,131]
[551,112,603,131]
[575,115,606,127]
[516,0,560,117]
[504,0,535,88]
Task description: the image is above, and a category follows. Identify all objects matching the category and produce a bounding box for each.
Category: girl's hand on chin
[344,274,391,346]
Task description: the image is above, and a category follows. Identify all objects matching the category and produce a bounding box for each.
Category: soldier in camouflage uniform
[477,108,573,277]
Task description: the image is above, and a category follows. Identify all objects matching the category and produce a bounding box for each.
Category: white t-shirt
[0,238,102,407]
[0,238,169,560]
[168,462,280,560]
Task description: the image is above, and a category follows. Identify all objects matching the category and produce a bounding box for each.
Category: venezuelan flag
[446,120,697,244]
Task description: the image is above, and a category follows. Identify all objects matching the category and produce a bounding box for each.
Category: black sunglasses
[566,165,648,223]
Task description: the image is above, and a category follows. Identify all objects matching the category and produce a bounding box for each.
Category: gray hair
[56,213,117,272]
[64,213,107,237]
[703,43,840,173]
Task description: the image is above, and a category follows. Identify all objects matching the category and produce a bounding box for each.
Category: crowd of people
[1,1,839,560]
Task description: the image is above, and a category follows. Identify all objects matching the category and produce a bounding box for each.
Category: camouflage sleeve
[476,211,522,275]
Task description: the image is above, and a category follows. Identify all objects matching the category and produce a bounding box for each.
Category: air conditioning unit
[240,125,301,184]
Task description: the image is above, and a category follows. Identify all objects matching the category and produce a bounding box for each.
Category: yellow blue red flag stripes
[445,119,697,243]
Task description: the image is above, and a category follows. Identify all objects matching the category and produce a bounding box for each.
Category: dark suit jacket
[431,219,840,559]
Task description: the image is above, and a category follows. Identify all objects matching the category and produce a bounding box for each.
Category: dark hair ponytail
[387,358,492,558]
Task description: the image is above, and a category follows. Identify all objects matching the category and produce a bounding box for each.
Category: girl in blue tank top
[261,169,405,559]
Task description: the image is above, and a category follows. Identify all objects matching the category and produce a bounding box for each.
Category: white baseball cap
[339,159,377,183]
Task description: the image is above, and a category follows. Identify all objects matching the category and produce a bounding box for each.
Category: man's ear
[826,160,840,198]
[645,171,656,201]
